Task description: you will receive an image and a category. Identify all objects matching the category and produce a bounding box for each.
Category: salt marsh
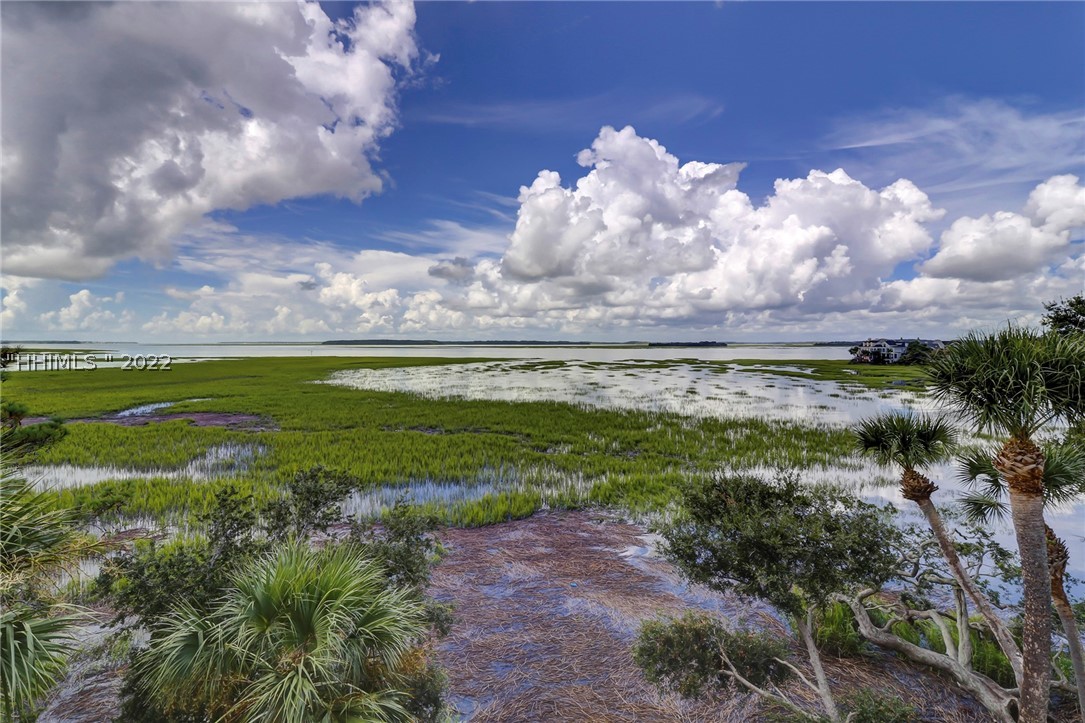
[326,358,936,425]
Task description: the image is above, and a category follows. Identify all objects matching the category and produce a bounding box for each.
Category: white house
[853,338,945,363]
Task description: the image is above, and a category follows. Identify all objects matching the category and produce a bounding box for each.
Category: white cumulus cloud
[921,175,1084,282]
[39,289,134,331]
[1,0,421,280]
[432,126,945,331]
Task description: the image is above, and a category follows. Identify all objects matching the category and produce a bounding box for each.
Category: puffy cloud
[0,277,36,330]
[1,1,420,280]
[922,175,1084,282]
[8,126,1083,341]
[39,289,134,331]
[1025,174,1085,231]
[464,126,944,328]
[402,127,1078,336]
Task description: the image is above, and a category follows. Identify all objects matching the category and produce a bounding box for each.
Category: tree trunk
[914,494,1024,684]
[1047,527,1085,722]
[843,594,1017,722]
[796,609,841,723]
[998,436,1052,722]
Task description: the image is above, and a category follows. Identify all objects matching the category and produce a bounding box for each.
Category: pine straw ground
[429,510,992,722]
[40,510,999,722]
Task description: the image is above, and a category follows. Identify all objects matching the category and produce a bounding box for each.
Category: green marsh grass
[7,357,871,526]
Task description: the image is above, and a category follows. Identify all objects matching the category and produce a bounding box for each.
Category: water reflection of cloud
[327,360,937,426]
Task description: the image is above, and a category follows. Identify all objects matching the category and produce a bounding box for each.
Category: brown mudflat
[428,510,992,722]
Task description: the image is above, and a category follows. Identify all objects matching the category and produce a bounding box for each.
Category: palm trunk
[911,485,1023,684]
[998,437,1052,723]
[1047,527,1085,722]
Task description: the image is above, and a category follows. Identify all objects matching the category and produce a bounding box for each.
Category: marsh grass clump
[814,602,866,658]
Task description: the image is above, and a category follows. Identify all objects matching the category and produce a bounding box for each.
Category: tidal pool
[25,442,265,489]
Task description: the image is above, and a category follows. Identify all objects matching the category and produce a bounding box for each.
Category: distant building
[852,338,945,364]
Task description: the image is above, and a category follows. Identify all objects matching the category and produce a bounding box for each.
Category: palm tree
[137,541,428,723]
[927,326,1085,722]
[853,413,1023,686]
[958,441,1085,721]
[0,471,88,721]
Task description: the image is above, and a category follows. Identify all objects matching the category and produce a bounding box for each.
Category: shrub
[634,612,789,698]
[841,689,917,723]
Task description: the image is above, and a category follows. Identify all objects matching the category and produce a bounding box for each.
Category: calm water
[326,358,933,425]
[14,341,852,363]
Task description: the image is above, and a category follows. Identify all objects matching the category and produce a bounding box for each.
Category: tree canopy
[659,472,900,617]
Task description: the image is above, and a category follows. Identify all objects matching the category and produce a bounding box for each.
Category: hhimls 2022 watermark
[1,352,172,371]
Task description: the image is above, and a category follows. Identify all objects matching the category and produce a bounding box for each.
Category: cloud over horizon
[7,125,1080,341]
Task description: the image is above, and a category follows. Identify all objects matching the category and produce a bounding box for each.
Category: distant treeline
[322,339,729,347]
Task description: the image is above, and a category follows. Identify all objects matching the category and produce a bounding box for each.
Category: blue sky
[2,1,1083,341]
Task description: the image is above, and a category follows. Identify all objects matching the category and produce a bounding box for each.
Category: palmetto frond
[927,326,1085,439]
[0,471,81,594]
[852,412,957,471]
[956,441,1085,524]
[0,466,91,719]
[0,605,81,720]
[139,541,426,723]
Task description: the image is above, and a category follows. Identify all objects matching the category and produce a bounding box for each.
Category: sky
[1,1,1083,343]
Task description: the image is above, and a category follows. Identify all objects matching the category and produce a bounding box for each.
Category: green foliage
[1042,294,1085,336]
[263,465,354,541]
[813,602,865,658]
[926,325,1085,438]
[1,475,82,595]
[1,606,81,722]
[634,613,789,698]
[100,537,213,626]
[840,689,917,723]
[352,499,453,636]
[659,472,901,616]
[853,413,956,471]
[886,617,1016,688]
[353,499,441,591]
[0,471,88,720]
[135,542,427,723]
[99,485,260,625]
[895,341,933,366]
[107,483,451,720]
[397,653,449,723]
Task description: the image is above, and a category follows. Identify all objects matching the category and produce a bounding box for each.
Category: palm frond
[927,325,1085,439]
[955,439,1085,510]
[852,412,957,470]
[0,605,81,718]
[0,472,81,593]
[139,541,427,722]
[958,493,1011,525]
